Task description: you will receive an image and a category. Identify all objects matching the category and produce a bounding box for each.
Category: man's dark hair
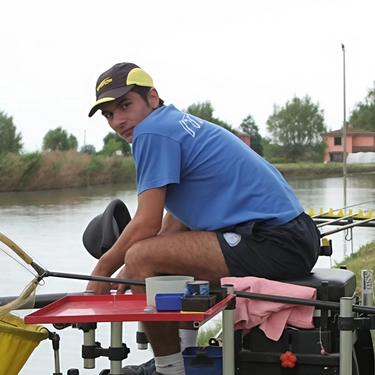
[131,86,164,108]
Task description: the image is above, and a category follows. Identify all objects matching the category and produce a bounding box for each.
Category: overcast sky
[1,0,374,152]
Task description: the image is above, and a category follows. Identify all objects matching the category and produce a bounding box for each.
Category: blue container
[182,346,222,375]
[155,293,183,311]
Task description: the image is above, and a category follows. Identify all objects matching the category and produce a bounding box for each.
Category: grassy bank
[335,241,375,296]
[0,151,136,192]
[275,162,375,177]
[0,151,375,192]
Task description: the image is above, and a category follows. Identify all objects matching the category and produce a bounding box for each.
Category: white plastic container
[145,275,194,306]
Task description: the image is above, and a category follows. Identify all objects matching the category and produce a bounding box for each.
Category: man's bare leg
[123,230,230,374]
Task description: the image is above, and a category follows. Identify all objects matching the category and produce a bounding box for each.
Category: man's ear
[148,88,160,109]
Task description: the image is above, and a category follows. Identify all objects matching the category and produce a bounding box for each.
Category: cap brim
[88,85,135,117]
[82,199,132,259]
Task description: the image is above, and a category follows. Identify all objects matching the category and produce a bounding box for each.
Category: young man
[87,62,320,375]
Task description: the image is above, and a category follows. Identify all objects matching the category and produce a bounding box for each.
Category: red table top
[25,294,235,324]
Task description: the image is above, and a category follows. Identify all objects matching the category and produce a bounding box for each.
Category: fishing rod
[0,231,145,317]
[321,216,375,237]
[316,213,357,228]
[44,270,145,286]
[0,231,145,286]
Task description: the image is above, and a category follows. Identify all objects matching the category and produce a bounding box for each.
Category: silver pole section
[83,329,96,369]
[362,270,374,306]
[222,285,235,375]
[83,290,95,369]
[110,322,123,375]
[342,43,347,208]
[339,297,353,375]
[52,335,62,375]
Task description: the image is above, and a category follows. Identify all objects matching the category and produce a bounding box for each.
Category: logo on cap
[97,77,113,92]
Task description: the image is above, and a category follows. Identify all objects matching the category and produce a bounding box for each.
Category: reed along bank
[0,150,375,192]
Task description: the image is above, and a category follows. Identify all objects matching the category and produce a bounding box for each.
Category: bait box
[181,295,217,312]
[155,293,184,311]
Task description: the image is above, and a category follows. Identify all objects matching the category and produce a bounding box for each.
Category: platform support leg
[110,322,123,375]
[222,285,235,375]
[83,328,96,369]
[339,296,354,375]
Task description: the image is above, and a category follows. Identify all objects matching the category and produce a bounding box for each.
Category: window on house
[334,137,342,146]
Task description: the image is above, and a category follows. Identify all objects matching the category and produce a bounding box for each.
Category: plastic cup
[145,275,194,306]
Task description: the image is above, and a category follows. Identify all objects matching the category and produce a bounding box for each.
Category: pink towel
[221,276,317,341]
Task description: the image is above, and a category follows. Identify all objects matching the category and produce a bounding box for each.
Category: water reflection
[0,182,138,208]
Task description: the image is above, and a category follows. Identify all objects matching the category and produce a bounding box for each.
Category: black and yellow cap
[88,62,154,117]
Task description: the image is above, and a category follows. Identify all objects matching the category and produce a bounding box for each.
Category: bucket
[0,313,49,375]
[145,275,194,306]
[183,346,222,375]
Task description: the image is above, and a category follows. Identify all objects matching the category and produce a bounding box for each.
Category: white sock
[179,329,198,351]
[155,352,186,375]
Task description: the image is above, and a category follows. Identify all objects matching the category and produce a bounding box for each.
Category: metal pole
[83,290,96,369]
[83,329,96,369]
[110,322,123,375]
[339,297,353,375]
[342,43,347,209]
[222,285,235,375]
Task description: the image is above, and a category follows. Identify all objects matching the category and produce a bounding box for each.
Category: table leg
[110,322,123,375]
[222,285,235,375]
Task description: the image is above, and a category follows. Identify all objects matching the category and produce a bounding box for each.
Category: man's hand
[112,266,131,294]
[86,279,112,295]
[107,266,130,294]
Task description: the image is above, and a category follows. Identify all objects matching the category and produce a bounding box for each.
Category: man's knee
[125,242,154,280]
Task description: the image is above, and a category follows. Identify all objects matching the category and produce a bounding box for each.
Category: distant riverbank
[0,150,374,192]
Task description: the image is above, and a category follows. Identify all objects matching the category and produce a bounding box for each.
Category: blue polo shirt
[132,105,303,230]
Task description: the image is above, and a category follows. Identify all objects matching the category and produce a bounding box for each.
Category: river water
[0,174,374,374]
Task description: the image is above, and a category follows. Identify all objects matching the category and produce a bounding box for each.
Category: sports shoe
[122,358,156,375]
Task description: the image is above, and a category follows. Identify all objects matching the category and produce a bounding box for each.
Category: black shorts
[216,213,320,280]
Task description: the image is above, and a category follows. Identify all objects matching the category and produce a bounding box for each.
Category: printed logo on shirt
[223,232,241,247]
[179,113,203,137]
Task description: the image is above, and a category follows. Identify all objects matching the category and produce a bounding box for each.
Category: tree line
[1,81,375,163]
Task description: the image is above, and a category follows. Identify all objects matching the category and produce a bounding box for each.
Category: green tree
[185,101,215,121]
[349,81,375,131]
[0,111,23,154]
[266,95,327,162]
[80,144,96,155]
[184,101,237,134]
[239,115,263,156]
[262,137,285,162]
[102,132,131,155]
[42,127,78,151]
[101,138,123,156]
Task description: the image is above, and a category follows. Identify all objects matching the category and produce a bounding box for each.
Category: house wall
[346,136,353,152]
[323,133,375,162]
[352,136,375,147]
[322,135,350,162]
